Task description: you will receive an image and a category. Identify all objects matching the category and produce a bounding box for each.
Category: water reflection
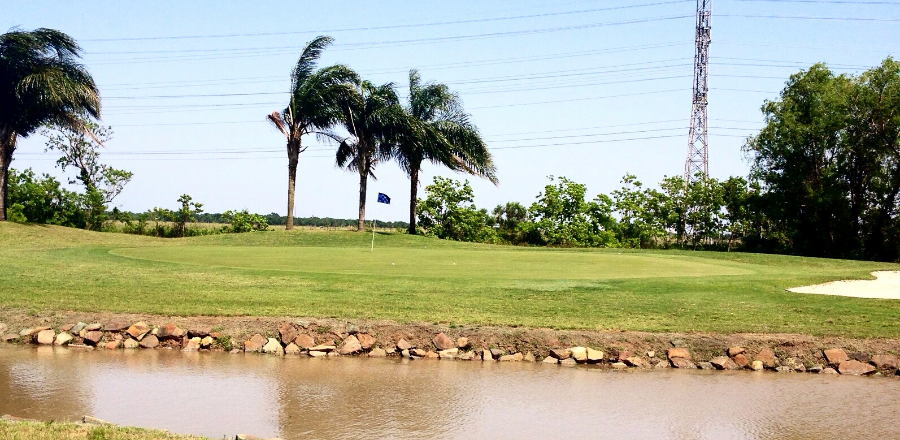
[1,346,898,439]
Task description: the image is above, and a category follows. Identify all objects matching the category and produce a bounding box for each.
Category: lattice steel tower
[684,0,712,184]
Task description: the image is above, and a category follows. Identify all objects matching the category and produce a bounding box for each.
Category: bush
[222,210,270,233]
[417,177,497,243]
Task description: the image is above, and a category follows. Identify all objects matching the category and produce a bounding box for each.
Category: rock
[670,338,686,347]
[346,324,358,335]
[667,347,691,360]
[139,335,159,349]
[396,339,412,351]
[823,348,849,365]
[611,362,628,369]
[85,323,102,332]
[697,362,714,370]
[82,415,113,426]
[775,366,793,373]
[750,360,764,371]
[499,353,524,362]
[338,335,362,355]
[2,334,19,343]
[263,338,284,355]
[871,354,899,369]
[432,332,454,350]
[308,350,327,358]
[457,351,475,360]
[123,338,139,349]
[850,352,871,363]
[309,344,335,352]
[550,349,571,360]
[837,360,876,376]
[710,356,739,370]
[368,348,387,357]
[58,324,72,333]
[438,348,459,359]
[200,336,214,348]
[293,334,315,349]
[559,358,578,366]
[754,348,777,369]
[84,331,103,346]
[156,323,184,340]
[542,356,559,364]
[104,340,121,350]
[456,337,469,349]
[423,351,439,360]
[808,364,824,373]
[570,347,587,363]
[355,333,376,350]
[244,334,267,352]
[54,332,73,346]
[586,348,604,363]
[624,357,650,368]
[411,348,428,358]
[782,358,805,372]
[230,348,242,354]
[481,349,493,361]
[20,326,49,338]
[490,348,506,358]
[36,330,55,345]
[822,367,838,374]
[70,322,87,335]
[187,328,210,338]
[126,322,150,339]
[104,320,129,332]
[284,343,301,355]
[733,353,749,368]
[654,360,670,369]
[647,351,655,358]
[728,347,746,357]
[401,349,410,358]
[278,323,298,345]
[670,358,697,369]
[523,352,535,362]
[615,351,631,363]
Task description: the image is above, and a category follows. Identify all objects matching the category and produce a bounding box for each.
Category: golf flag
[377,193,391,204]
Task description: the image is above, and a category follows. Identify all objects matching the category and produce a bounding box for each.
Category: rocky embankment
[1,316,898,377]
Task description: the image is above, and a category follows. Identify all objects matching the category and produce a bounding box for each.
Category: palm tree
[332,81,406,231]
[0,28,100,221]
[267,35,358,230]
[395,70,497,234]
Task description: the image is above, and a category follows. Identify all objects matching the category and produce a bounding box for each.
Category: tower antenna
[684,0,711,184]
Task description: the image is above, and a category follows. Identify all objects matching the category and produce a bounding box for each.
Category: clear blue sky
[4,1,899,221]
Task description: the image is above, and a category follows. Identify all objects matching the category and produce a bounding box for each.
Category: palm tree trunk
[357,169,367,232]
[285,143,300,230]
[408,166,419,234]
[0,130,14,222]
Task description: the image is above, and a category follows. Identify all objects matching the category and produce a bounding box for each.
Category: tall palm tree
[395,70,497,234]
[267,35,358,230]
[0,28,100,221]
[332,80,406,231]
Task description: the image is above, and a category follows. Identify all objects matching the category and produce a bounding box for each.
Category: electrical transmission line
[684,0,712,184]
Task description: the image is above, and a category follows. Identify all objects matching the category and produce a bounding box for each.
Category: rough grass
[0,420,207,440]
[2,222,900,338]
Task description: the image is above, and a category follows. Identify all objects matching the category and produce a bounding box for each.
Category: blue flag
[377,193,391,204]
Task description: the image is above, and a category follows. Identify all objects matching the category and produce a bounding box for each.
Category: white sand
[788,271,900,299]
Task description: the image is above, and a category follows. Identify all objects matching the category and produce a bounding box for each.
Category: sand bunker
[788,271,900,299]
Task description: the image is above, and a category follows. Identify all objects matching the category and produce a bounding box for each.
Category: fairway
[111,246,754,281]
[3,223,900,337]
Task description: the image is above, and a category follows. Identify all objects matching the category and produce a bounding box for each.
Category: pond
[1,346,898,439]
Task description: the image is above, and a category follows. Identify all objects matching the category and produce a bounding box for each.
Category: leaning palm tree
[395,70,497,234]
[331,80,407,231]
[0,28,100,221]
[267,35,358,230]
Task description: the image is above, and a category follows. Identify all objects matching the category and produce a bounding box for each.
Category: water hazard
[1,346,899,439]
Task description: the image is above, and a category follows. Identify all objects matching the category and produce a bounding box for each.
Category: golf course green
[3,222,900,337]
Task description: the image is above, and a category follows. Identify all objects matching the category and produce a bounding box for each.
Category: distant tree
[43,118,132,230]
[267,35,358,231]
[528,176,617,247]
[0,28,100,221]
[331,80,406,231]
[394,70,497,234]
[172,194,203,238]
[417,176,496,242]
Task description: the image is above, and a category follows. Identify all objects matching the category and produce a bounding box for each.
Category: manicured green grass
[2,222,900,337]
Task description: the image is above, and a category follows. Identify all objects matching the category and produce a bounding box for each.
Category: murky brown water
[1,346,899,439]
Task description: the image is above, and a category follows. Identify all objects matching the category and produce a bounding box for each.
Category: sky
[4,0,900,221]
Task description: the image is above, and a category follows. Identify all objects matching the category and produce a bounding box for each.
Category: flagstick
[371,218,375,252]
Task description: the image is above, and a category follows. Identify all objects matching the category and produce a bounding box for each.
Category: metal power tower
[684,0,712,185]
